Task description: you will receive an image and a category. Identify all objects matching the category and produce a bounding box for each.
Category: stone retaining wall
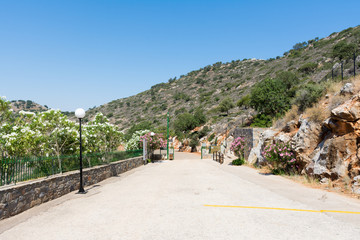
[0,156,144,220]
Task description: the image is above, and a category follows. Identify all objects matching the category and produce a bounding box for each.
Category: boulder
[352,175,360,194]
[325,118,355,136]
[340,83,354,95]
[331,95,360,121]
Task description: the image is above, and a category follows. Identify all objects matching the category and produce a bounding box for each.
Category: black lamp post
[75,108,86,193]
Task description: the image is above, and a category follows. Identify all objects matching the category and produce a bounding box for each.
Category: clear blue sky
[1,0,359,111]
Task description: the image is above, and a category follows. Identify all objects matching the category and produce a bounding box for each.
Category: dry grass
[273,105,299,129]
[304,104,330,123]
[328,94,348,110]
[285,174,360,199]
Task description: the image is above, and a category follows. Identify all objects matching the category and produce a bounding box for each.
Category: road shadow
[258,172,273,176]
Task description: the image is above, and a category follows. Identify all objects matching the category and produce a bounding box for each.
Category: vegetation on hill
[10,100,48,113]
[85,25,360,141]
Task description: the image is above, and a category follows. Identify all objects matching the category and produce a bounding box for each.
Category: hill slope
[10,100,48,113]
[86,26,360,133]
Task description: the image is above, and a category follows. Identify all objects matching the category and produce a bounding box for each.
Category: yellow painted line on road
[204,205,360,215]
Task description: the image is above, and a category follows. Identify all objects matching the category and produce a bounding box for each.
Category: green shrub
[250,114,273,127]
[198,126,209,139]
[293,83,324,111]
[332,41,357,61]
[250,78,291,116]
[231,158,245,166]
[298,62,318,74]
[208,133,215,142]
[174,113,197,133]
[193,108,207,125]
[236,95,251,108]
[217,97,234,115]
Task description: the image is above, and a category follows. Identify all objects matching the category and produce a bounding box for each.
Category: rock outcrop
[252,91,360,194]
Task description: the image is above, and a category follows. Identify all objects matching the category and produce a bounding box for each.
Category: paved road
[1,152,360,240]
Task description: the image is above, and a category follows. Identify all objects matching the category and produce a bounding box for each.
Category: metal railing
[213,152,224,164]
[0,149,142,186]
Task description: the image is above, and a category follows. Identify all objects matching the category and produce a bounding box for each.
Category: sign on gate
[210,146,220,153]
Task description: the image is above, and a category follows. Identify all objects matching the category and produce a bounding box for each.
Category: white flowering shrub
[83,113,124,153]
[0,105,125,162]
[125,130,150,150]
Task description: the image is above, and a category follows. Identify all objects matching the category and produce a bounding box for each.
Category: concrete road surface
[1,152,360,240]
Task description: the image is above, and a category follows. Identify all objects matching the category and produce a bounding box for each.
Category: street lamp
[75,108,86,194]
[167,112,169,160]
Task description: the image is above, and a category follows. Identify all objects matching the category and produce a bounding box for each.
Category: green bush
[173,92,190,102]
[332,41,357,61]
[218,97,234,115]
[198,126,210,139]
[250,114,273,127]
[236,95,251,108]
[194,108,207,125]
[298,62,318,74]
[250,78,291,117]
[276,71,299,89]
[208,133,215,142]
[293,83,324,111]
[174,113,197,133]
[232,158,245,165]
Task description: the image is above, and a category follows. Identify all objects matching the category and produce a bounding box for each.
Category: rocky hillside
[244,76,360,195]
[86,26,360,133]
[10,100,48,113]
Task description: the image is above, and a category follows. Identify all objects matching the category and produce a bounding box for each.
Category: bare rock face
[324,118,356,136]
[306,133,357,180]
[331,95,360,122]
[248,129,276,165]
[291,119,323,169]
[282,120,299,133]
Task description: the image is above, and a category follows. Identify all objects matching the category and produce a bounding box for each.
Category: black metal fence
[0,150,142,186]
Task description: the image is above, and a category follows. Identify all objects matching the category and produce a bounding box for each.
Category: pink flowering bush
[262,141,297,174]
[139,132,166,151]
[230,137,246,159]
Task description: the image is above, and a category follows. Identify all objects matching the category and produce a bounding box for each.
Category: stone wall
[0,156,144,220]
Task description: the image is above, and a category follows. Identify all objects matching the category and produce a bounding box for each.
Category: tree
[236,95,251,109]
[31,110,78,173]
[276,71,299,89]
[332,41,356,61]
[174,113,197,133]
[193,108,206,125]
[218,97,234,115]
[0,96,12,125]
[298,62,318,74]
[250,78,291,117]
[125,130,150,150]
[293,83,324,111]
[84,113,124,153]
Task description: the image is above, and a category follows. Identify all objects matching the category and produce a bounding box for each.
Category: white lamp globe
[75,108,86,119]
